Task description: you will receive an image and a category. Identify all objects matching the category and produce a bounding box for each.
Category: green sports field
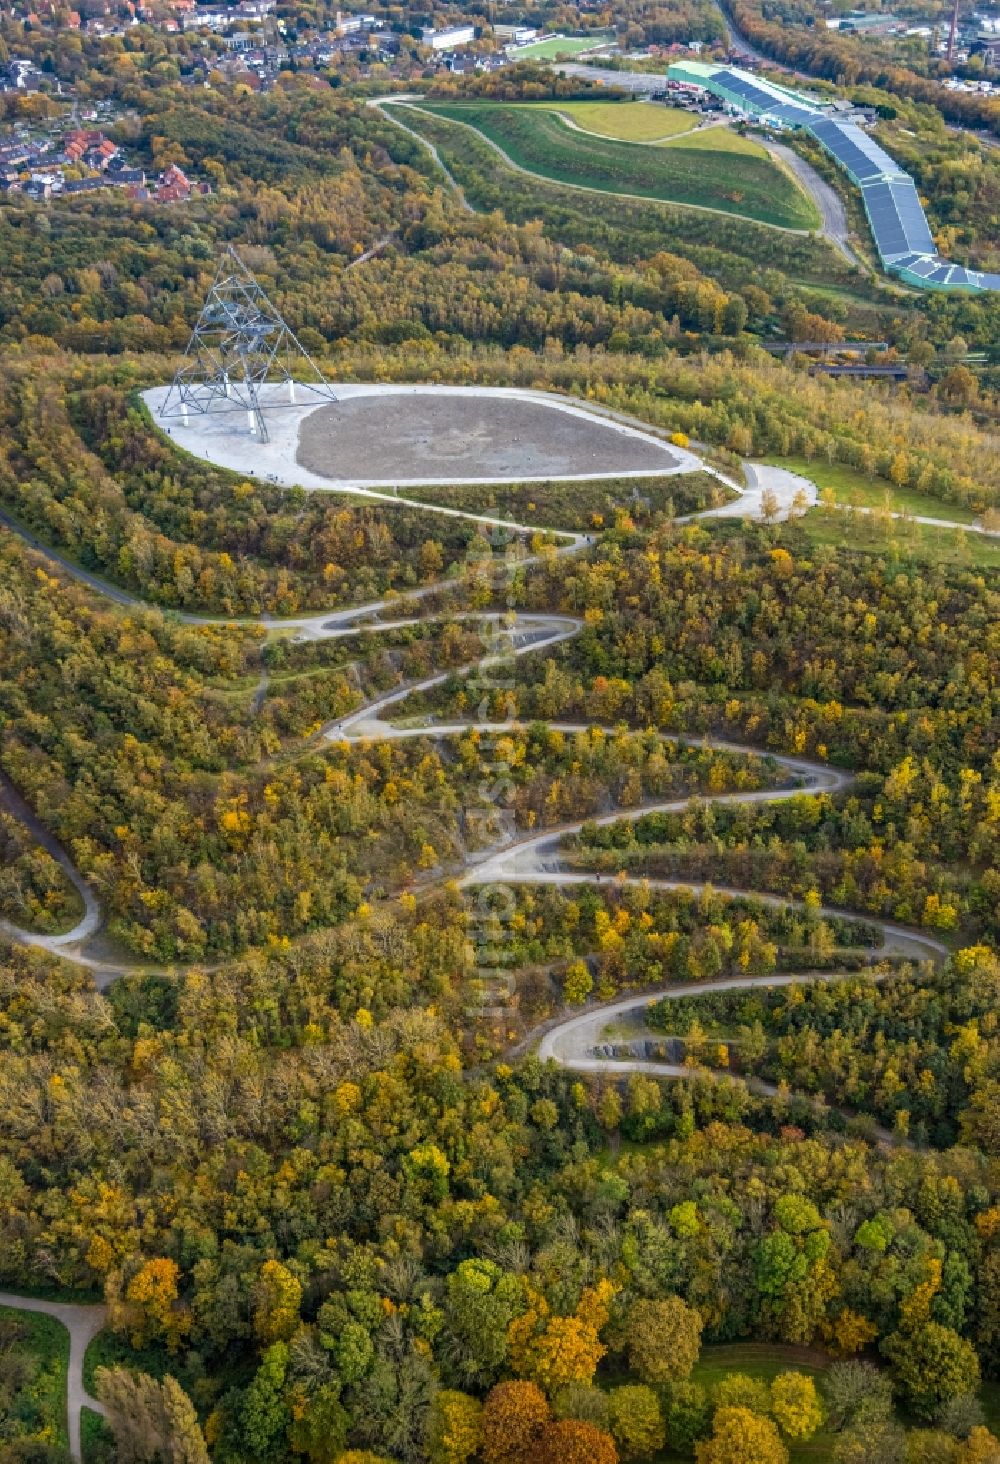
[511,31,612,58]
[417,102,821,230]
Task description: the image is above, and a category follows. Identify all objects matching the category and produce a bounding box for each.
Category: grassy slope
[553,102,766,154]
[767,455,978,523]
[553,99,698,142]
[670,125,770,156]
[392,103,855,288]
[418,102,821,231]
[799,507,1000,569]
[403,472,736,531]
[0,1305,70,1453]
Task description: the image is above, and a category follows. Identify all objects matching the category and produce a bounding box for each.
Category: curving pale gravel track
[0,1292,107,1463]
[0,410,955,1437]
[0,390,819,973]
[0,772,102,955]
[0,426,936,992]
[533,973,902,1147]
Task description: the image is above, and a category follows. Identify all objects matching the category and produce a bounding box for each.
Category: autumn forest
[2,13,1000,1464]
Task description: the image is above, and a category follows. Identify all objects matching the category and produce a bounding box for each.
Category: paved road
[0,1292,107,1462]
[710,0,771,63]
[764,141,862,266]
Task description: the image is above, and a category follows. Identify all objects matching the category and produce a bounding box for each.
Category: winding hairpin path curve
[0,433,952,1455]
[0,442,812,973]
[0,445,945,984]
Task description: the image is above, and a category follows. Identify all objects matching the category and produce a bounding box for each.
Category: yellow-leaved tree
[508,1280,616,1393]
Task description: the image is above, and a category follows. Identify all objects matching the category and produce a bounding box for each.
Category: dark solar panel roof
[808,117,905,182]
[666,61,999,293]
[861,181,910,259]
[713,69,764,100]
[859,177,936,261]
[711,69,818,122]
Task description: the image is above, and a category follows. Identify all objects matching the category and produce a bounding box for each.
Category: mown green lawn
[552,99,698,142]
[662,1342,837,1462]
[667,124,768,156]
[552,102,766,155]
[512,31,612,57]
[416,102,821,230]
[799,506,1000,570]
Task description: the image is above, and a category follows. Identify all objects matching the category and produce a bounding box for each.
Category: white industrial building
[422,23,475,49]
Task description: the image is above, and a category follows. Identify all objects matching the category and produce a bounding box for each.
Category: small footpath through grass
[552,99,698,143]
[766,455,978,524]
[798,507,1000,570]
[416,102,820,231]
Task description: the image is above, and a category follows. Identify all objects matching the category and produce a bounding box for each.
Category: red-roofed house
[155,163,191,200]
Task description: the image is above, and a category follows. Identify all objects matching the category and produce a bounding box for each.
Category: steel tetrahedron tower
[160,246,336,442]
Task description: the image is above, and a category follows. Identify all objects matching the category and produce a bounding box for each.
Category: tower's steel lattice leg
[159,246,337,443]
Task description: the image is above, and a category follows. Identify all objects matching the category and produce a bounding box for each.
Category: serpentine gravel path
[0,439,941,986]
[0,425,817,972]
[0,417,952,1448]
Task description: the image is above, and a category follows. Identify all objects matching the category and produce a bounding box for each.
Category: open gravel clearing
[296,392,675,483]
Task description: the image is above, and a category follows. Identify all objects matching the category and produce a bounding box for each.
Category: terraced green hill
[418,101,821,231]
